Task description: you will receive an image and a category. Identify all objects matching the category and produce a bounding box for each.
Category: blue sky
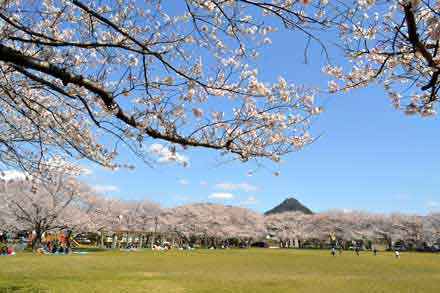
[81,26,440,215]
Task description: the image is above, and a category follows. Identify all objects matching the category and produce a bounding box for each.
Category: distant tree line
[1,170,439,251]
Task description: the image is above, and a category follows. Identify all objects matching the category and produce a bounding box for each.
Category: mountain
[264,197,313,215]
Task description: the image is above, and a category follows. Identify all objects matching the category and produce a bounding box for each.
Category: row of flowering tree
[1,168,439,251]
[265,211,440,249]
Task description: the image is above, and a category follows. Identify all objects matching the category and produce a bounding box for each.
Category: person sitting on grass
[48,240,54,253]
[6,246,15,255]
[52,239,59,254]
[44,242,50,253]
[0,244,15,256]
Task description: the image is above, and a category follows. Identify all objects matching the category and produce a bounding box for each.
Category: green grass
[0,249,439,292]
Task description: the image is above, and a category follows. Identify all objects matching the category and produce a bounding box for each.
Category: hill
[264,198,313,215]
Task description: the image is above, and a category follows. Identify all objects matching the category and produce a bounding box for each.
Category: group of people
[150,243,196,251]
[151,242,173,250]
[0,232,15,256]
[39,234,72,255]
[0,242,15,256]
[330,246,400,258]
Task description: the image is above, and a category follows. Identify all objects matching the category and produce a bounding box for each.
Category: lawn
[0,249,439,292]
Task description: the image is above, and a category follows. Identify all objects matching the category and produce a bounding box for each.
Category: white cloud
[93,184,120,193]
[80,166,93,176]
[240,196,259,206]
[215,182,259,193]
[100,166,120,172]
[178,179,189,185]
[0,170,26,181]
[427,201,439,209]
[209,192,235,199]
[148,143,189,167]
[200,181,208,186]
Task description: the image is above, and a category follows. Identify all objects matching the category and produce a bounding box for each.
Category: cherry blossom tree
[0,195,14,233]
[264,210,440,249]
[0,169,98,250]
[264,211,310,247]
[2,0,439,176]
[161,204,206,245]
[163,203,265,247]
[422,213,440,244]
[0,0,329,173]
[392,214,424,245]
[324,0,440,116]
[82,196,161,247]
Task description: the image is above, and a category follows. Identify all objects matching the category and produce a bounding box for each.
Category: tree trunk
[139,235,144,248]
[151,232,156,248]
[112,234,118,249]
[31,228,43,252]
[144,234,150,248]
[100,231,105,248]
[66,230,73,250]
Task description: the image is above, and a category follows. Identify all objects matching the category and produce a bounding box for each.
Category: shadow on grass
[0,284,48,292]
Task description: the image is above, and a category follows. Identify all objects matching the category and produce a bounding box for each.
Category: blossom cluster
[0,0,326,172]
[322,0,440,116]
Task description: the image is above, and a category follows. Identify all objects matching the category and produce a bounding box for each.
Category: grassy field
[0,249,439,292]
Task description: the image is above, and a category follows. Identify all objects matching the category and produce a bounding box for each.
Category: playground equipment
[70,238,83,248]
